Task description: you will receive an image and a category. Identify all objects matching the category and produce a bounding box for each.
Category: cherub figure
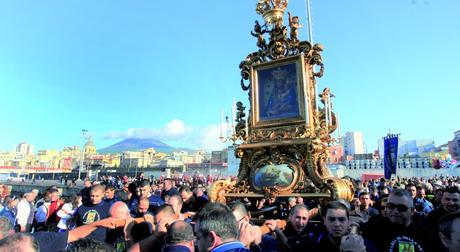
[319,87,334,106]
[251,20,267,50]
[288,12,302,42]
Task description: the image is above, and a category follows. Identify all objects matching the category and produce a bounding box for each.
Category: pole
[327,93,332,128]
[210,153,212,181]
[78,129,88,180]
[220,109,224,139]
[305,0,314,44]
[325,95,329,127]
[232,98,236,136]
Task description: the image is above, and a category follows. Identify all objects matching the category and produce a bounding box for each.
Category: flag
[384,134,399,179]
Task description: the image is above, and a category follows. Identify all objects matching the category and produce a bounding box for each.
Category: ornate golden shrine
[209,1,354,203]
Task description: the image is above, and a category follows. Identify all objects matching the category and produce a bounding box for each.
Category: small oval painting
[254,164,294,188]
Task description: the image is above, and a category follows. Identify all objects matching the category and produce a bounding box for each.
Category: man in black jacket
[425,186,460,234]
[362,189,440,251]
[313,201,376,252]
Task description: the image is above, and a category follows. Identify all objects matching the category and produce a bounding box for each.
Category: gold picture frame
[250,54,310,129]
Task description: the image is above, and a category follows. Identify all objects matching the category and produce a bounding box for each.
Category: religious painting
[251,54,309,128]
[253,163,294,188]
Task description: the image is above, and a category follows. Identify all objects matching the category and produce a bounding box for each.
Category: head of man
[350,198,360,210]
[267,196,276,205]
[295,196,304,205]
[416,186,426,199]
[0,217,14,240]
[194,203,238,252]
[387,189,414,227]
[289,204,309,233]
[165,220,195,252]
[323,201,350,238]
[164,179,173,191]
[84,180,92,188]
[168,194,183,215]
[441,186,460,213]
[439,213,460,252]
[0,232,39,252]
[25,192,36,202]
[90,184,105,205]
[139,180,152,198]
[229,201,250,224]
[49,188,60,202]
[287,197,297,208]
[382,187,390,195]
[180,186,194,203]
[435,188,444,203]
[380,196,389,218]
[196,187,205,198]
[31,189,39,198]
[109,201,131,219]
[137,197,150,215]
[389,180,395,187]
[154,205,176,231]
[405,184,417,199]
[104,185,116,200]
[358,191,371,209]
[67,238,116,252]
[4,196,17,210]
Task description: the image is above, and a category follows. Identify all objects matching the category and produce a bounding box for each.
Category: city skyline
[1,1,459,152]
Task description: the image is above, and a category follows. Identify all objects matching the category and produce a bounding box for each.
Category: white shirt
[57,203,77,230]
[16,199,31,226]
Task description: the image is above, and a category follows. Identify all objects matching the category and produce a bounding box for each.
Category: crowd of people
[0,174,458,252]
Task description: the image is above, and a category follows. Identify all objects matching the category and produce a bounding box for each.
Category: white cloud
[103,119,193,141]
[192,124,226,151]
[163,119,193,138]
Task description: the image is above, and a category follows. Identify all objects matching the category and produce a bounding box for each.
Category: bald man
[128,205,178,252]
[106,201,135,250]
[131,197,153,218]
[164,220,195,252]
[168,194,184,219]
[0,232,39,251]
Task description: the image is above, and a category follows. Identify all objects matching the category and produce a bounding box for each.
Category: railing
[0,166,71,172]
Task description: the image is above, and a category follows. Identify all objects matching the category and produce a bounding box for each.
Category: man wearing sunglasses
[362,189,438,251]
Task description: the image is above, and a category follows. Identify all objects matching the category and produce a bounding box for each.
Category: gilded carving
[249,125,309,143]
[209,1,354,204]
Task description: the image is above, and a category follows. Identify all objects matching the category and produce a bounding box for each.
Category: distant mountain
[98,138,195,154]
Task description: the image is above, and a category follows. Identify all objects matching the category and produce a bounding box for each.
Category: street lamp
[78,129,88,180]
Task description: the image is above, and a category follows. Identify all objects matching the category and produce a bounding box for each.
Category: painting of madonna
[258,63,300,121]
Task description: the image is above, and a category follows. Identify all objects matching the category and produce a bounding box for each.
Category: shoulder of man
[32,231,69,252]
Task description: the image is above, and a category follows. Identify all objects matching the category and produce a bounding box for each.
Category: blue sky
[0,0,459,152]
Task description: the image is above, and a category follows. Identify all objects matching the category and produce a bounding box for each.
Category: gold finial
[256,0,289,25]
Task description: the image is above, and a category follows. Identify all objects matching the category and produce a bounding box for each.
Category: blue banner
[384,135,399,179]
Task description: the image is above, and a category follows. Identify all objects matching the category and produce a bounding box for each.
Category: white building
[15,142,34,156]
[173,150,205,164]
[343,132,365,156]
[345,157,431,169]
